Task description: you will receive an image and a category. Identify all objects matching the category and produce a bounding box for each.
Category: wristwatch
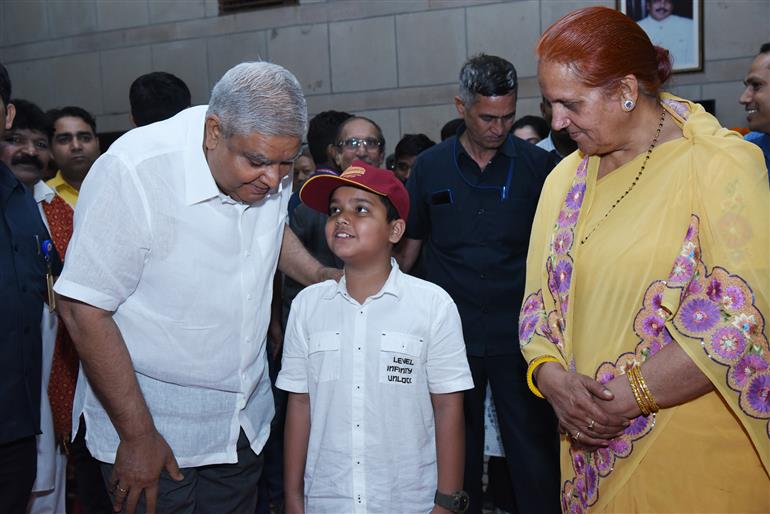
[434,490,470,513]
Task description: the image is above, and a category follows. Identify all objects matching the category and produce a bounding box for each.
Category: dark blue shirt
[0,162,51,444]
[744,131,770,183]
[405,133,556,356]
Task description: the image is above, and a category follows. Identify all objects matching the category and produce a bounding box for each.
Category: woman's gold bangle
[526,356,563,399]
[628,365,658,416]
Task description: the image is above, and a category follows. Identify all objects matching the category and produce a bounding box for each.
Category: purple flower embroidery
[685,223,695,240]
[709,327,746,361]
[572,452,586,474]
[553,230,573,254]
[608,437,631,456]
[641,314,665,337]
[734,354,769,387]
[722,286,745,310]
[685,279,703,295]
[651,292,663,310]
[706,278,722,302]
[598,371,615,385]
[558,209,579,227]
[679,298,721,333]
[553,260,573,294]
[594,447,613,474]
[521,293,543,315]
[624,415,649,437]
[585,462,598,498]
[669,256,694,282]
[647,339,663,357]
[746,373,770,415]
[566,183,586,210]
[518,314,539,342]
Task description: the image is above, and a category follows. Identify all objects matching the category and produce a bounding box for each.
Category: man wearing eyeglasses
[397,54,560,514]
[332,116,386,170]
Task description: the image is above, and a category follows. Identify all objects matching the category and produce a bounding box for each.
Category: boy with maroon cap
[277,160,473,514]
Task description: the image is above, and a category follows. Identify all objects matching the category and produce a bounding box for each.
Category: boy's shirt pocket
[307,330,341,383]
[379,332,424,386]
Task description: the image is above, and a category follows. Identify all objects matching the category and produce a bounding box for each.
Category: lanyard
[452,135,514,201]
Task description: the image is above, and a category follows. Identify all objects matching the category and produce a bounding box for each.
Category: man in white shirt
[637,0,694,68]
[55,62,338,514]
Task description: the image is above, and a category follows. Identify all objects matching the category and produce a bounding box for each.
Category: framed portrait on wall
[617,0,703,73]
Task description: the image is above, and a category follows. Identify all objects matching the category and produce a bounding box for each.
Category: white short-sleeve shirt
[55,106,290,467]
[277,260,473,514]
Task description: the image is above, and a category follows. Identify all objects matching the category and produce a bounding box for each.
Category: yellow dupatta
[520,94,770,512]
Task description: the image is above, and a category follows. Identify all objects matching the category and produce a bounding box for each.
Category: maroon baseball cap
[299,160,410,220]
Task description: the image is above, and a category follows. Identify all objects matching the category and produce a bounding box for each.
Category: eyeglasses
[337,137,382,152]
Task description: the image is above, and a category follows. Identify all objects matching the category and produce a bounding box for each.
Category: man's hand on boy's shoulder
[318,266,343,283]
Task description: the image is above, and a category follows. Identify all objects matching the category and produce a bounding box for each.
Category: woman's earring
[622,99,635,111]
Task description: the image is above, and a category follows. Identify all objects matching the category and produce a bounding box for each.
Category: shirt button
[477,208,485,215]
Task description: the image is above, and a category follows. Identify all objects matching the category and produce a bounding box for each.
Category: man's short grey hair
[458,54,518,107]
[207,62,307,139]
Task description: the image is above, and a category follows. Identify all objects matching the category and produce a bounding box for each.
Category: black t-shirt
[405,133,557,356]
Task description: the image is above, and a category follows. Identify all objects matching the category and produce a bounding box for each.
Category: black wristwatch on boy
[434,490,469,513]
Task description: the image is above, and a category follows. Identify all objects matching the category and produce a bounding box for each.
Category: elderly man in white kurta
[55,62,337,514]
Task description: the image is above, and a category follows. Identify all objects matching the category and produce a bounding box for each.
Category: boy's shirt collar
[326,257,402,304]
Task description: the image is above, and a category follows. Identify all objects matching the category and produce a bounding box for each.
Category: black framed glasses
[337,137,382,151]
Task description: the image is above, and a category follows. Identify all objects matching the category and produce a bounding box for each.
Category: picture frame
[617,0,703,73]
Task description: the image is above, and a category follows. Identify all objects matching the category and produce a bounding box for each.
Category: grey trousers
[101,429,263,514]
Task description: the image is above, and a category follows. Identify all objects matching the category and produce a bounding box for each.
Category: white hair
[207,62,307,139]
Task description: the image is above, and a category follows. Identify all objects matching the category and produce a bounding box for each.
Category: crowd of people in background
[1,5,768,514]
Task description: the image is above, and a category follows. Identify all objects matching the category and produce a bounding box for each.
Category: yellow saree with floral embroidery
[520,94,770,513]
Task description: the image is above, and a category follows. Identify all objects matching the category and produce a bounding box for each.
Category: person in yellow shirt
[46,106,100,207]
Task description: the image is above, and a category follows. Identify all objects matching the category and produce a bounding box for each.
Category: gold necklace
[579,108,666,245]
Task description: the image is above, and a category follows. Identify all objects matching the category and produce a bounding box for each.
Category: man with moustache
[1,99,111,513]
[0,64,55,514]
[398,54,560,514]
[637,0,694,68]
[739,42,770,180]
[1,98,67,513]
[46,106,100,207]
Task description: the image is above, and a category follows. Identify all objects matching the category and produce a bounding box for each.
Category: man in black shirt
[0,61,56,513]
[399,54,560,514]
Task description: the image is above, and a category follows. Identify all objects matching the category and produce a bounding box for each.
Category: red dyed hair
[537,6,672,96]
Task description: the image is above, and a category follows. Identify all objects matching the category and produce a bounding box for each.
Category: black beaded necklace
[579,107,667,245]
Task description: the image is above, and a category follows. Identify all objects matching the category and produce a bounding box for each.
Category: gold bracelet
[627,366,651,416]
[635,366,660,414]
[526,356,564,398]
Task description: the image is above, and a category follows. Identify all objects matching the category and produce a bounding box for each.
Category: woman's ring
[572,431,581,441]
[117,485,128,494]
[587,419,595,430]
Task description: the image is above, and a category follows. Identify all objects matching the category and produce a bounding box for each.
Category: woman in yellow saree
[521,7,770,513]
